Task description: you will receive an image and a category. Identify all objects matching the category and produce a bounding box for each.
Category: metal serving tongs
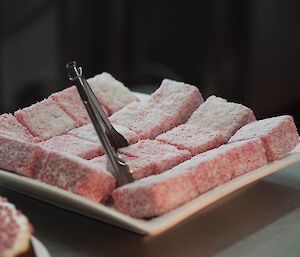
[66,61,134,185]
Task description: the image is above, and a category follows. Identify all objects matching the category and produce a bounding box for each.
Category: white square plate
[0,92,299,235]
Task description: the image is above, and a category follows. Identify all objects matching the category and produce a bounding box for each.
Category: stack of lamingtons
[0,72,299,219]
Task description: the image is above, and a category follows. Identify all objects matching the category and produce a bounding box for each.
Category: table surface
[1,162,300,257]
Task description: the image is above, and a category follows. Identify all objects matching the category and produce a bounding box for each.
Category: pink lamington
[50,86,94,127]
[0,113,35,142]
[87,72,139,116]
[118,139,191,179]
[228,115,299,162]
[0,135,46,178]
[144,79,203,123]
[112,168,198,218]
[91,154,158,180]
[68,123,139,145]
[109,102,172,139]
[14,98,77,141]
[187,95,256,141]
[110,79,203,139]
[37,151,116,202]
[214,139,267,178]
[113,138,267,218]
[156,124,225,156]
[38,134,104,159]
[91,140,191,179]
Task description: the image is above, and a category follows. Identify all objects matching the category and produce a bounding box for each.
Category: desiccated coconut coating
[110,79,203,139]
[187,95,256,141]
[87,72,139,116]
[0,113,35,142]
[14,98,77,141]
[113,168,199,218]
[91,140,191,180]
[50,86,93,127]
[110,103,173,139]
[228,115,299,162]
[0,197,33,257]
[91,154,158,180]
[112,139,267,218]
[289,137,300,154]
[156,124,225,156]
[68,123,139,145]
[118,140,192,179]
[51,72,139,125]
[38,134,104,159]
[37,151,116,202]
[0,135,46,178]
[0,135,115,202]
[217,139,267,178]
[144,79,203,123]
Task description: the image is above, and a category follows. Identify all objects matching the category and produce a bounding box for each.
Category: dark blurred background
[0,0,299,127]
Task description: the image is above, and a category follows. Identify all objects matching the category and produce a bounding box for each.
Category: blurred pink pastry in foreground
[0,196,33,257]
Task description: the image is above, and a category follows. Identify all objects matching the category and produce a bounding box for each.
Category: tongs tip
[66,61,82,81]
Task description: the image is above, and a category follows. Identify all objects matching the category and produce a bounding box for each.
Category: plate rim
[31,235,51,257]
[0,153,299,235]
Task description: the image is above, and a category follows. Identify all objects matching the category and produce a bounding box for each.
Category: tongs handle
[66,61,133,185]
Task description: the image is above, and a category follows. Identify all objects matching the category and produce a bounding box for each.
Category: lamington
[156,124,225,156]
[0,113,35,142]
[68,123,139,145]
[0,135,46,178]
[187,95,256,141]
[14,98,77,141]
[229,115,299,162]
[91,139,191,179]
[39,134,104,159]
[37,151,116,202]
[110,79,203,139]
[50,86,92,127]
[113,138,267,218]
[87,72,139,116]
